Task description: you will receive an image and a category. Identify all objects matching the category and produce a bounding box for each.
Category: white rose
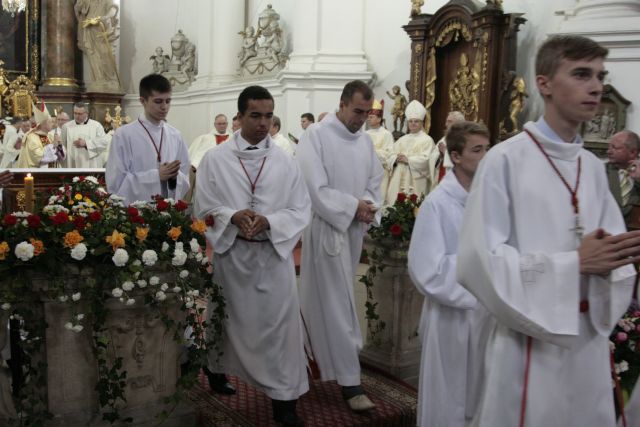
[172,286,181,293]
[122,281,134,292]
[70,243,88,261]
[175,242,184,251]
[201,257,208,265]
[191,290,199,297]
[149,276,160,286]
[172,250,187,266]
[112,248,129,267]
[125,298,136,306]
[72,292,81,301]
[189,238,200,253]
[137,280,147,288]
[132,259,142,267]
[64,322,74,330]
[161,242,169,252]
[14,241,35,261]
[155,291,167,301]
[112,287,123,298]
[179,270,189,279]
[72,176,80,183]
[142,250,158,266]
[72,325,84,333]
[1,303,11,311]
[76,314,85,321]
[85,176,99,184]
[195,253,203,262]
[160,283,169,292]
[185,300,194,309]
[58,296,69,302]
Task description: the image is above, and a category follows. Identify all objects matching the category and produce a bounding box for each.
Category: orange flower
[29,238,45,256]
[0,242,9,260]
[167,226,182,241]
[190,219,206,235]
[135,227,149,242]
[105,230,126,251]
[63,230,84,248]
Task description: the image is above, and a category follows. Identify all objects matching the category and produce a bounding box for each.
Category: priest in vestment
[408,121,491,427]
[457,36,640,427]
[385,100,439,205]
[48,111,70,146]
[270,115,296,156]
[61,102,108,168]
[297,80,382,413]
[16,103,65,168]
[195,86,310,426]
[365,99,394,202]
[106,74,190,205]
[188,113,231,170]
[0,118,22,169]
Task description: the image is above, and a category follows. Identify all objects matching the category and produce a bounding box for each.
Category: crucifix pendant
[571,214,584,240]
[249,196,257,210]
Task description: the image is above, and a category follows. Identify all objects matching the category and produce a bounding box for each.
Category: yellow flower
[106,230,126,251]
[29,238,45,256]
[0,242,9,260]
[74,193,83,201]
[63,230,84,249]
[167,226,182,241]
[135,227,149,242]
[68,200,74,205]
[190,220,206,235]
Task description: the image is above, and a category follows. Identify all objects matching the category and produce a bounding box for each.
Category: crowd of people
[1,33,640,427]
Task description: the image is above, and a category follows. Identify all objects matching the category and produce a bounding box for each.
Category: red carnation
[3,214,17,226]
[127,206,139,217]
[175,200,189,212]
[409,194,418,203]
[51,211,69,225]
[74,216,86,230]
[205,215,215,227]
[396,193,407,203]
[88,211,102,222]
[27,214,41,228]
[78,176,86,182]
[132,215,145,224]
[390,223,402,236]
[156,199,169,211]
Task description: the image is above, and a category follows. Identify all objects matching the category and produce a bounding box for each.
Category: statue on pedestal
[149,47,170,74]
[238,4,289,77]
[149,30,198,91]
[387,85,408,134]
[74,0,122,93]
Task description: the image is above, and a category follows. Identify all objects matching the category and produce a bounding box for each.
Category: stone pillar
[208,0,245,85]
[42,0,80,91]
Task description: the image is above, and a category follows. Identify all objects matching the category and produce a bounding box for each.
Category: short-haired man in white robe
[0,118,25,169]
[188,113,231,171]
[385,100,439,205]
[366,99,394,202]
[61,102,109,168]
[106,74,190,205]
[408,121,490,427]
[269,115,296,156]
[297,79,382,413]
[457,35,640,427]
[195,85,311,427]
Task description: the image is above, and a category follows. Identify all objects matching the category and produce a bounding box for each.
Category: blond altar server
[16,103,65,168]
[408,121,491,427]
[270,115,296,156]
[61,102,108,168]
[385,100,439,205]
[297,80,382,413]
[366,99,394,202]
[188,113,231,170]
[106,74,190,205]
[195,86,310,426]
[457,35,640,427]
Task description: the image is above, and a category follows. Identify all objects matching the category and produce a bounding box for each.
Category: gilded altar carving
[473,30,489,93]
[423,47,437,133]
[435,19,472,47]
[499,74,528,138]
[0,61,7,117]
[414,42,423,54]
[410,0,424,18]
[449,52,480,122]
[105,105,130,131]
[6,75,37,118]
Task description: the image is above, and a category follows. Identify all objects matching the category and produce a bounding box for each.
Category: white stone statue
[74,0,122,93]
[238,26,258,67]
[181,43,198,83]
[238,4,289,76]
[151,30,198,91]
[149,47,170,74]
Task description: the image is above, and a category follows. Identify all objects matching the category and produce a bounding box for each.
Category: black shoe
[204,367,236,395]
[278,412,305,427]
[272,399,304,426]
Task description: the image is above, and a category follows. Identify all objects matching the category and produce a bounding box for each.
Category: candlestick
[24,173,34,213]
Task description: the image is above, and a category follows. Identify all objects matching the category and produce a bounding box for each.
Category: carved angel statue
[411,0,424,17]
[238,26,258,66]
[181,43,198,82]
[386,85,408,133]
[262,20,284,65]
[509,77,528,131]
[149,47,170,74]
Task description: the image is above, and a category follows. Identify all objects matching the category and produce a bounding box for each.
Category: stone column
[42,0,80,91]
[208,0,245,85]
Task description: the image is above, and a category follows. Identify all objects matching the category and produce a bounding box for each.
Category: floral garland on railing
[0,176,225,424]
[611,300,640,402]
[359,191,423,344]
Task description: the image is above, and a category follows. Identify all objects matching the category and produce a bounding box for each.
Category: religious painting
[0,6,29,75]
[581,84,630,158]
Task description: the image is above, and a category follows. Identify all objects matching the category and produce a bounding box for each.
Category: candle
[24,173,34,213]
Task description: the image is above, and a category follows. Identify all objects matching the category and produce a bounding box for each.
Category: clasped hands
[232,209,270,239]
[159,160,181,181]
[73,137,87,148]
[579,228,640,275]
[396,154,409,164]
[356,199,378,224]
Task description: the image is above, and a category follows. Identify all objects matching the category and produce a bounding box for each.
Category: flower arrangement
[0,175,224,424]
[611,301,640,399]
[360,190,424,343]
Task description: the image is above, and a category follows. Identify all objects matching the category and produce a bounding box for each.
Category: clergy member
[0,118,23,169]
[188,113,231,170]
[434,111,465,186]
[297,80,382,413]
[61,102,109,168]
[408,121,491,427]
[270,115,296,156]
[366,99,394,202]
[195,85,310,427]
[106,74,190,205]
[16,102,65,168]
[48,111,70,148]
[457,35,640,426]
[606,130,640,226]
[385,100,439,205]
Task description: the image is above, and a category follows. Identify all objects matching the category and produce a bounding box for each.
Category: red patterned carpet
[188,367,417,426]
